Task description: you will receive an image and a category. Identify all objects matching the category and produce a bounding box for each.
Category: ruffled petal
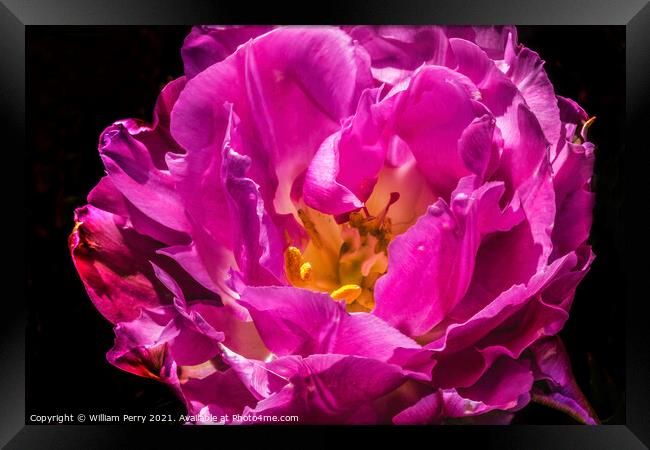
[181,26,273,79]
[373,178,518,336]
[446,26,517,60]
[394,354,531,425]
[98,78,191,236]
[393,387,511,425]
[494,105,557,268]
[424,252,580,389]
[181,370,259,421]
[457,114,502,181]
[243,354,406,423]
[503,33,562,155]
[106,289,230,404]
[456,356,532,411]
[156,239,244,319]
[237,286,419,360]
[171,27,373,220]
[392,65,490,198]
[551,140,595,258]
[303,87,388,215]
[192,304,269,361]
[528,337,599,424]
[69,205,172,323]
[106,299,224,378]
[343,26,450,84]
[344,26,517,85]
[446,37,520,119]
[221,107,287,285]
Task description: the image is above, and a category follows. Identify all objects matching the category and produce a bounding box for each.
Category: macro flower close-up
[68,25,600,424]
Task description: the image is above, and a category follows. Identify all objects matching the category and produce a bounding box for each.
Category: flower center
[284,155,436,311]
[284,198,398,312]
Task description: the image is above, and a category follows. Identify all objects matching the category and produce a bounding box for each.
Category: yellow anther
[299,262,312,281]
[284,246,305,285]
[330,284,362,304]
[582,116,597,133]
[578,116,596,143]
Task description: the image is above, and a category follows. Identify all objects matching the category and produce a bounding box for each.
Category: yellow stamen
[299,262,312,281]
[575,116,596,143]
[582,116,596,135]
[330,284,362,304]
[284,246,305,285]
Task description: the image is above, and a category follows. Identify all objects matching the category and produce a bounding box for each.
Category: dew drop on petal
[454,192,469,204]
[427,204,444,216]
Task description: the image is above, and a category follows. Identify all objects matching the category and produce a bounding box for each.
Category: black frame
[5,0,649,448]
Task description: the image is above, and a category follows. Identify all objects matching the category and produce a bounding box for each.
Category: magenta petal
[302,132,365,215]
[156,238,247,320]
[69,205,172,323]
[373,179,515,336]
[303,87,387,214]
[393,388,504,425]
[457,114,501,181]
[504,33,562,154]
[422,253,579,390]
[99,122,191,233]
[98,79,191,236]
[179,368,258,420]
[557,95,589,144]
[429,252,577,356]
[237,286,419,360]
[193,304,268,360]
[446,26,517,60]
[171,27,373,218]
[107,299,225,377]
[343,26,451,84]
[551,140,595,258]
[393,65,487,198]
[89,175,189,247]
[529,337,599,424]
[392,390,445,424]
[447,37,520,118]
[87,176,129,217]
[457,356,533,410]
[181,25,273,79]
[409,247,585,391]
[106,307,179,378]
[217,345,286,401]
[496,105,557,267]
[244,354,406,423]
[221,109,287,285]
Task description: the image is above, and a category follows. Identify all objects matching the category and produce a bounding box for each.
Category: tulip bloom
[70,25,598,424]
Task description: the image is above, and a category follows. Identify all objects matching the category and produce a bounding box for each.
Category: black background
[25,26,625,424]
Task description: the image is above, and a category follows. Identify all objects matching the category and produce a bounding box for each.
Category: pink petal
[244,354,406,423]
[392,65,488,198]
[303,87,388,214]
[528,337,599,424]
[171,27,373,220]
[504,33,562,155]
[69,205,172,323]
[373,178,517,336]
[98,79,191,235]
[182,25,273,79]
[238,286,419,361]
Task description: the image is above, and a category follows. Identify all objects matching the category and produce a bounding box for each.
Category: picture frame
[5,0,649,447]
